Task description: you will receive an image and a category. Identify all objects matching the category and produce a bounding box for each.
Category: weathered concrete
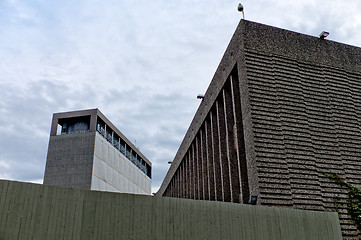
[43,132,96,189]
[0,180,342,240]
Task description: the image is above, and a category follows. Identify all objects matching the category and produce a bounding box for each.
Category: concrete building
[157,20,361,238]
[44,108,151,195]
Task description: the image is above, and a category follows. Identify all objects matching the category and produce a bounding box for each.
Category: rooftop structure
[44,108,151,195]
[157,20,361,238]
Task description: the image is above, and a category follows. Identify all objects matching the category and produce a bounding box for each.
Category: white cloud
[0,160,11,170]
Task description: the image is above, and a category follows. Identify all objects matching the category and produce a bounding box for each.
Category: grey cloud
[0,80,100,182]
[96,88,199,187]
[1,0,361,192]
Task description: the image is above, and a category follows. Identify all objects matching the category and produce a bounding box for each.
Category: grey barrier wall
[0,180,342,240]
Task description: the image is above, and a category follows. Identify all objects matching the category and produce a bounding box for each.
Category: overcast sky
[1,0,361,193]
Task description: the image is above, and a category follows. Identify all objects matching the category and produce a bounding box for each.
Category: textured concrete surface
[43,132,96,189]
[157,20,361,238]
[0,180,342,240]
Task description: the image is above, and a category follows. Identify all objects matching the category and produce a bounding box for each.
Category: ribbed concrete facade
[157,20,361,238]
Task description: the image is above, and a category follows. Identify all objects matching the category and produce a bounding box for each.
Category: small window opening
[58,115,90,135]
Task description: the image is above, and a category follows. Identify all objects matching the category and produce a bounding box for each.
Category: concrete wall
[43,132,96,189]
[0,180,342,240]
[44,132,151,194]
[241,20,361,238]
[91,132,151,194]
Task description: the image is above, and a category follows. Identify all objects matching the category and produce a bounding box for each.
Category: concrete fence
[0,180,342,239]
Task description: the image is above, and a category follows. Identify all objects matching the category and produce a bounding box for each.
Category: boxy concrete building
[157,20,361,238]
[44,108,151,195]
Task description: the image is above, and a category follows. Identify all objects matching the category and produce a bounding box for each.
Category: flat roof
[51,108,151,166]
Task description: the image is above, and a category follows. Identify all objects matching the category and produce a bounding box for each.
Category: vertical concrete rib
[184,154,189,198]
[187,149,194,199]
[189,147,195,199]
[206,118,216,200]
[174,172,178,198]
[193,140,201,200]
[173,179,176,197]
[180,158,184,198]
[175,177,178,198]
[169,186,172,197]
[178,166,181,198]
[183,160,187,198]
[168,180,171,197]
[170,180,173,197]
[177,168,181,198]
[187,153,192,199]
[191,143,198,200]
[179,169,182,198]
[230,73,249,203]
[211,109,223,201]
[171,174,175,197]
[179,163,184,198]
[201,127,210,200]
[223,83,241,203]
[197,135,204,200]
[173,173,176,198]
[217,99,232,202]
[183,153,186,198]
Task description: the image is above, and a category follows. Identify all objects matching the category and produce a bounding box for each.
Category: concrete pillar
[223,82,241,203]
[191,144,197,200]
[167,183,172,197]
[177,170,181,198]
[217,99,232,202]
[170,179,173,197]
[211,109,223,202]
[181,161,186,198]
[89,111,97,132]
[206,119,216,201]
[196,136,203,200]
[173,174,177,198]
[178,165,183,198]
[230,74,250,203]
[201,128,209,200]
[185,154,192,199]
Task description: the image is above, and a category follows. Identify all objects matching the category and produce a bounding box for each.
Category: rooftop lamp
[319,31,329,39]
[238,3,245,19]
